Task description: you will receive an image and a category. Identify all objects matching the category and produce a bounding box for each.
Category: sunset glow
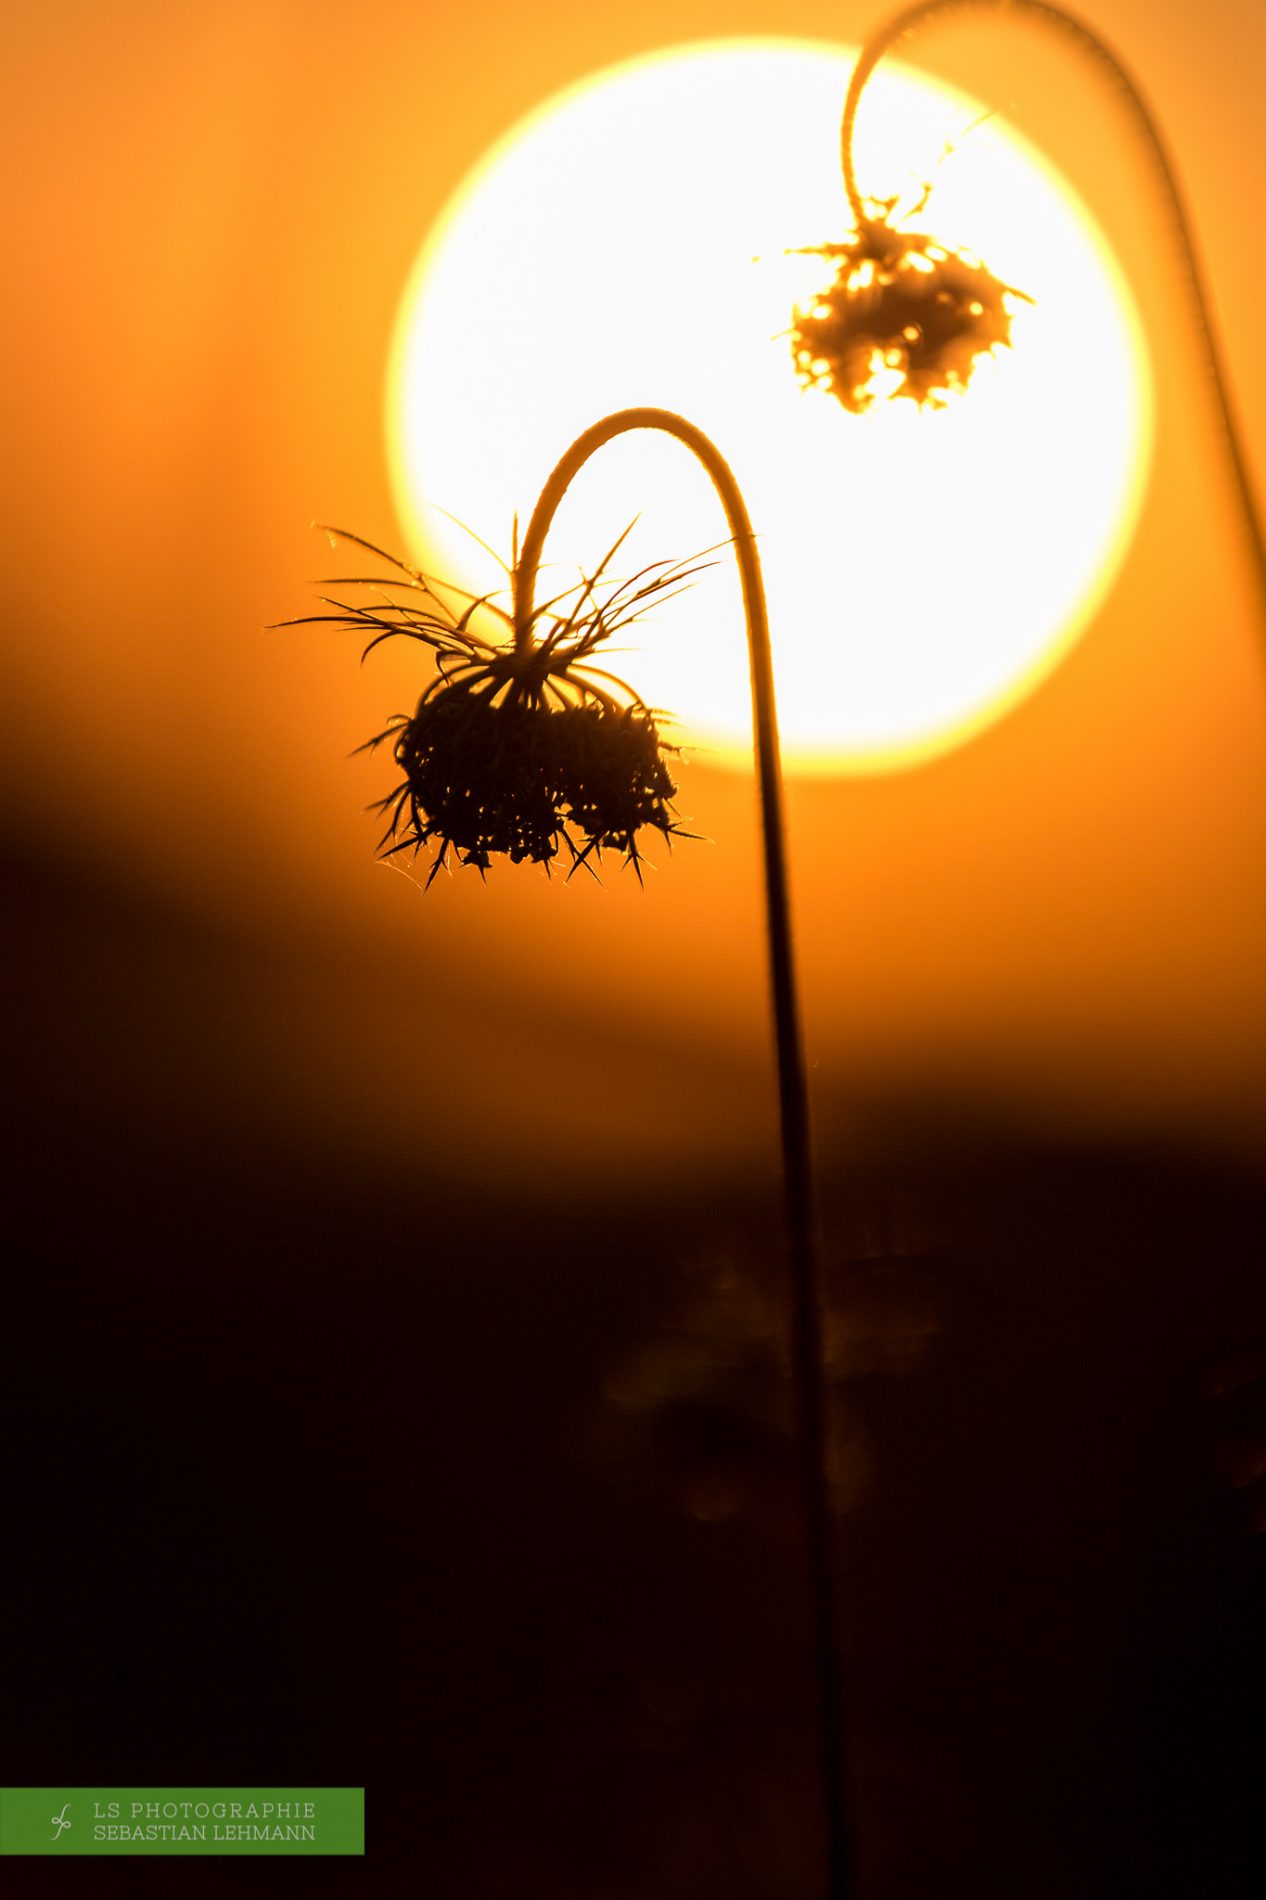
[388,39,1152,772]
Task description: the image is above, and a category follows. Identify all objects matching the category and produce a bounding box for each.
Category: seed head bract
[282,523,707,886]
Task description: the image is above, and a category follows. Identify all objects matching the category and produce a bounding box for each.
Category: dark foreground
[4,845,1264,1898]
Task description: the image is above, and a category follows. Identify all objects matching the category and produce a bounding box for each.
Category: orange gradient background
[3,0,1265,1185]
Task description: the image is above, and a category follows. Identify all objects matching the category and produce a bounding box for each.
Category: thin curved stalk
[840,0,1266,625]
[516,408,853,1900]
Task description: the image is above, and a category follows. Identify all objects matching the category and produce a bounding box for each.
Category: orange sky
[3,0,1265,1177]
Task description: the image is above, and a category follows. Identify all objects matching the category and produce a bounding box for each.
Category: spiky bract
[791,219,1028,413]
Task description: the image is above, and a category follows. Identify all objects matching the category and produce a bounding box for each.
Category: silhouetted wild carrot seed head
[791,211,1031,413]
[284,524,706,887]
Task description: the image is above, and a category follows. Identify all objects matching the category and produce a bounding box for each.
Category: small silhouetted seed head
[791,217,1029,413]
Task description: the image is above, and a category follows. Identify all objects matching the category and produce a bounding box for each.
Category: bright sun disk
[387,39,1151,773]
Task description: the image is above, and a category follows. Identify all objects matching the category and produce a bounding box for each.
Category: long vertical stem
[516,408,852,1900]
[840,0,1266,627]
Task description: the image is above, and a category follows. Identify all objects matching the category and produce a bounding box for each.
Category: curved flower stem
[840,0,1266,625]
[516,408,853,1900]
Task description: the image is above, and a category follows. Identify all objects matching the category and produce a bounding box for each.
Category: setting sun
[387,38,1151,772]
